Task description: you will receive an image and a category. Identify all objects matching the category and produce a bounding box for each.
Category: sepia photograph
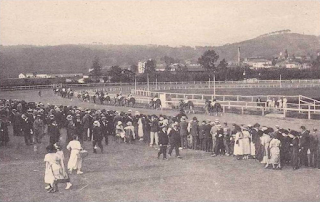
[0,0,320,201]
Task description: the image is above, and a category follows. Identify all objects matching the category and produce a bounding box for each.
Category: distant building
[25,73,35,78]
[276,61,302,69]
[49,73,83,78]
[36,74,51,78]
[155,63,166,72]
[243,58,273,69]
[18,73,26,79]
[138,61,146,74]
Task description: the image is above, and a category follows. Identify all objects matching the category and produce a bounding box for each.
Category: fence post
[308,105,311,119]
[298,95,301,113]
[241,106,244,114]
[237,95,239,101]
[283,108,286,118]
[223,106,225,113]
[262,108,264,116]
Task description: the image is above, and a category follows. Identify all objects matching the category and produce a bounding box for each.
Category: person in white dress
[66,135,83,174]
[233,125,243,160]
[44,144,64,193]
[241,126,251,159]
[260,127,271,166]
[54,143,72,190]
[267,133,281,169]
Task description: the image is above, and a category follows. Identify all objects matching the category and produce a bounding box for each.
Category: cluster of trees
[89,50,320,83]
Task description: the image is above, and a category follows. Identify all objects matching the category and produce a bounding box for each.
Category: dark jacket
[158,130,169,145]
[92,126,103,141]
[179,121,189,136]
[168,128,180,144]
[190,121,199,137]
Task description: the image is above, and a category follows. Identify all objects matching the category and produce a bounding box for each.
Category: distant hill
[210,33,320,61]
[1,32,319,78]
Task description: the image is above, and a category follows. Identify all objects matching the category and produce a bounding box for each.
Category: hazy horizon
[1,0,320,47]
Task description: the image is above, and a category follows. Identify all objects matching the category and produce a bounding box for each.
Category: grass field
[1,89,320,202]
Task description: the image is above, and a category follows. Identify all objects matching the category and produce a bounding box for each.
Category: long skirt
[234,140,243,155]
[45,164,65,185]
[67,150,82,171]
[269,147,280,164]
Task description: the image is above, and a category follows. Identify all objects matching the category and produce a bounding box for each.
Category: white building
[18,73,26,79]
[138,61,146,74]
[36,74,51,78]
[243,58,273,69]
[25,73,35,78]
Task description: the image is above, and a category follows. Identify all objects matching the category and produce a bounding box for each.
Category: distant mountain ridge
[1,32,319,78]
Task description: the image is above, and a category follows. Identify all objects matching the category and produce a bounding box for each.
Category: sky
[0,0,320,47]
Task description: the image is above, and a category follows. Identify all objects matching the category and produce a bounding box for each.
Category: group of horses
[75,91,137,107]
[178,99,222,116]
[53,87,74,99]
[53,87,222,116]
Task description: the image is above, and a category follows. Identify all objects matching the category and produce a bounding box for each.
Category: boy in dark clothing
[158,127,169,160]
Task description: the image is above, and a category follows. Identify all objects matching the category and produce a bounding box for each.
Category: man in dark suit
[100,116,109,145]
[299,126,310,167]
[92,121,103,154]
[168,123,182,158]
[21,114,33,145]
[158,126,169,160]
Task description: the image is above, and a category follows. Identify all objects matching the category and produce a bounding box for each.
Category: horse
[211,102,223,116]
[204,100,223,116]
[104,95,111,105]
[126,97,136,107]
[150,98,162,109]
[179,100,195,114]
[115,96,125,106]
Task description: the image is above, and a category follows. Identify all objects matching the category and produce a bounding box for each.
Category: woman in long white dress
[268,133,281,169]
[241,127,251,159]
[66,135,83,174]
[44,144,64,193]
[233,125,243,160]
[260,127,271,167]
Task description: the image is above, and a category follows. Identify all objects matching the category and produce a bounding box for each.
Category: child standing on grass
[158,126,169,160]
[44,144,65,193]
[54,143,72,189]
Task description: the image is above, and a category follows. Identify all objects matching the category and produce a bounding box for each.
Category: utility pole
[213,73,216,98]
[147,73,150,91]
[134,75,137,92]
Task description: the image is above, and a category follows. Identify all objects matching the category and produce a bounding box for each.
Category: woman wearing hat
[124,121,135,144]
[241,126,251,159]
[260,127,271,166]
[115,121,125,143]
[268,133,282,169]
[233,124,243,160]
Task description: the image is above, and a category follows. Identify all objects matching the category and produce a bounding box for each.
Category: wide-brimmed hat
[66,115,73,121]
[93,120,100,126]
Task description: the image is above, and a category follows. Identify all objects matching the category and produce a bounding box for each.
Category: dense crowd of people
[0,97,319,193]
